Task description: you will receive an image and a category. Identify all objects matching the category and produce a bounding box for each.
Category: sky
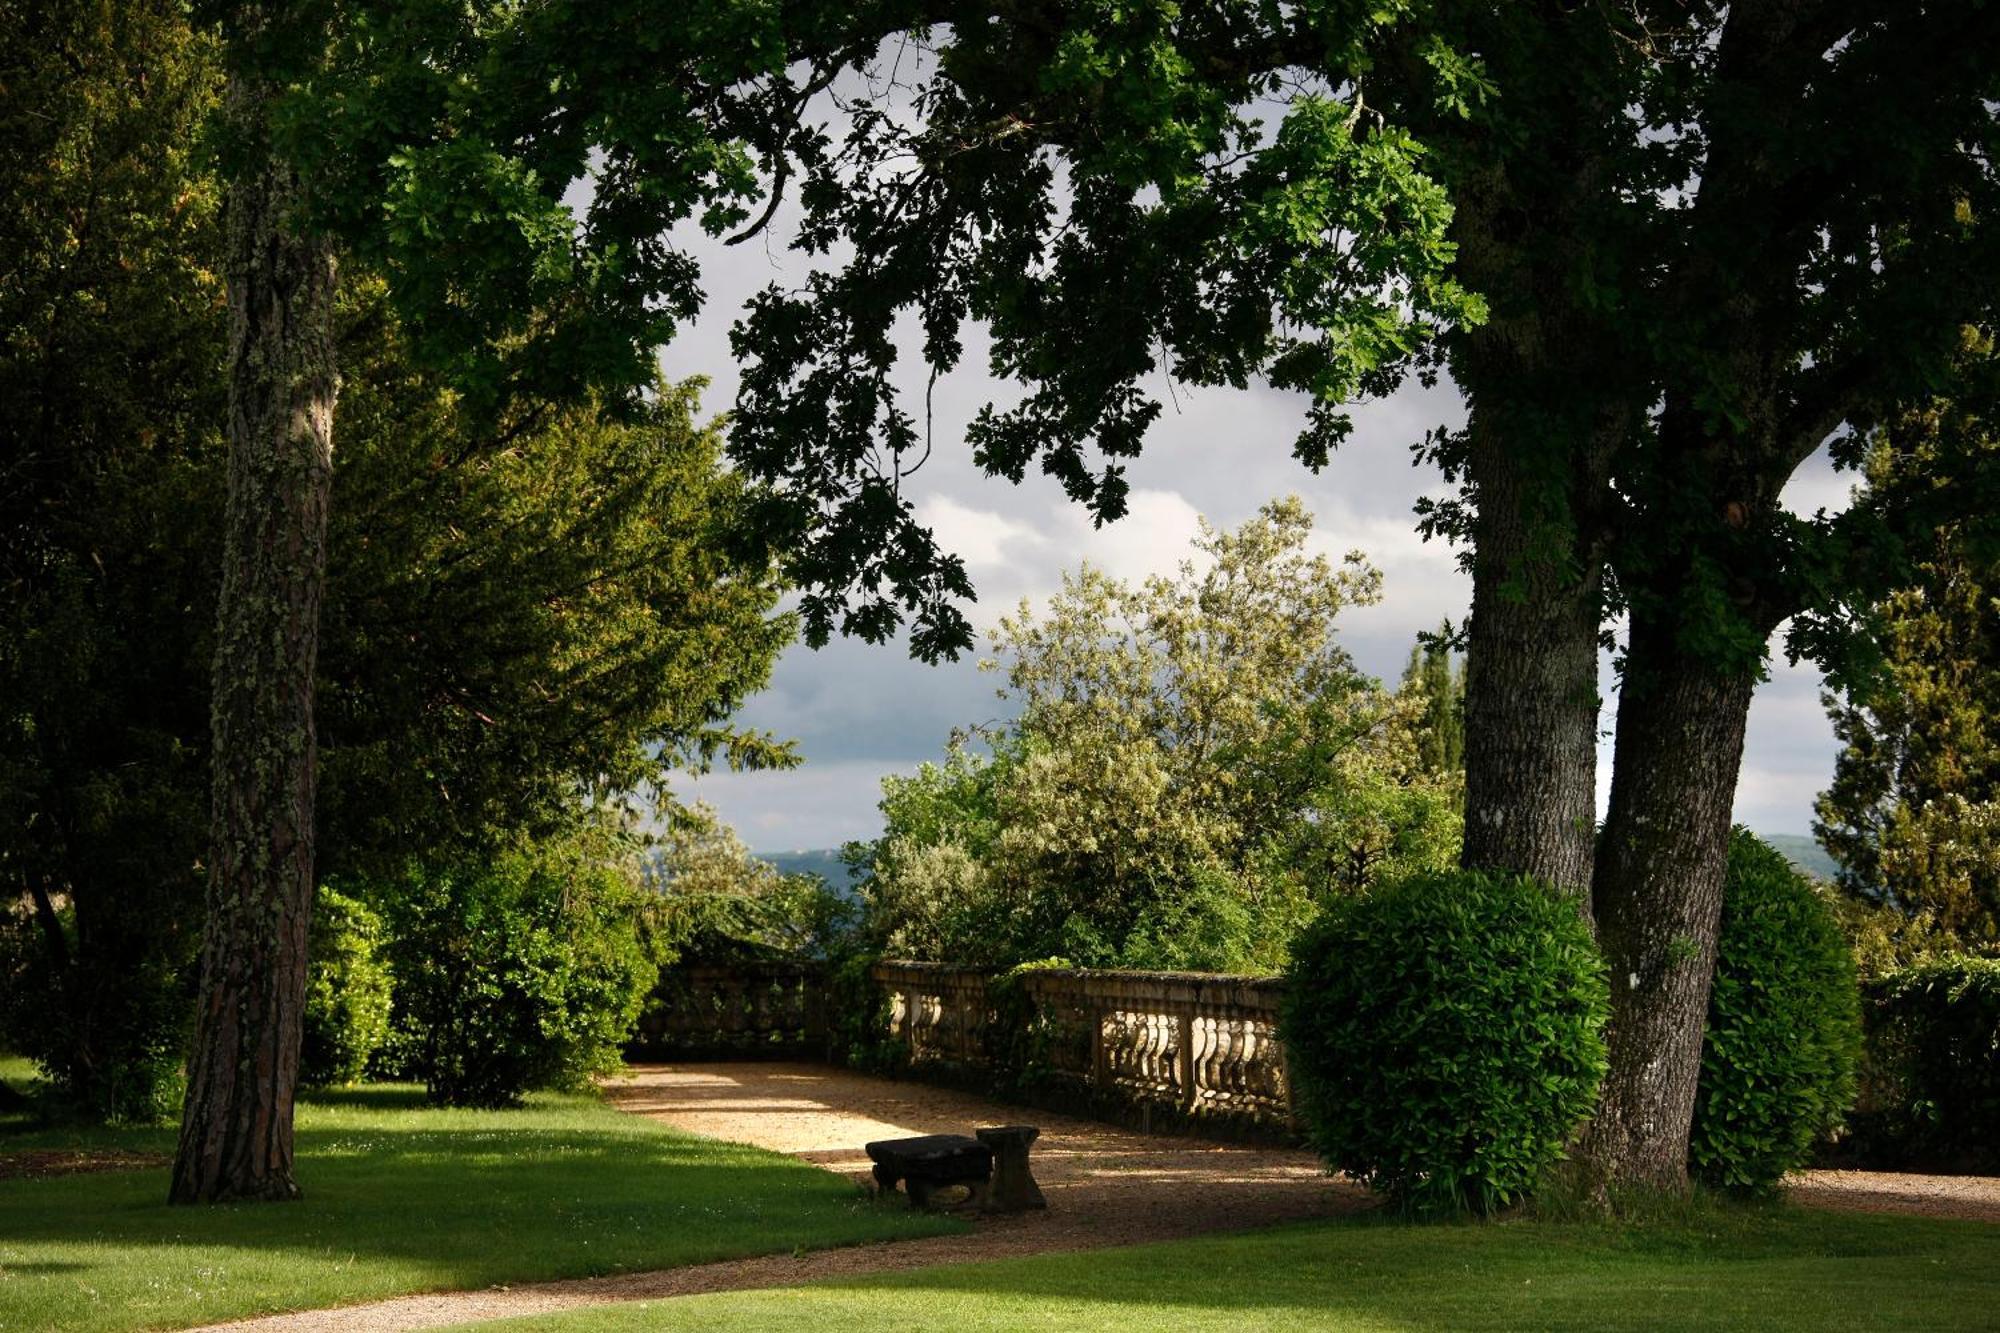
[653,143,1858,856]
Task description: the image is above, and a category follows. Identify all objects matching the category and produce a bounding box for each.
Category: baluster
[1195,1008,1221,1115]
[1091,1000,1110,1092]
[1168,1008,1184,1112]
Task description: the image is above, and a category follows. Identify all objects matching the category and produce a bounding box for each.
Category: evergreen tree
[1816,408,2000,952]
[1399,622,1466,778]
[0,5,792,1127]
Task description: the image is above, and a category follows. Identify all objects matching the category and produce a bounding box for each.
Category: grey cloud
[656,186,1836,854]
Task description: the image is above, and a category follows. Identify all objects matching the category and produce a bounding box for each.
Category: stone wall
[631,958,1298,1138]
[629,961,828,1060]
[873,961,1294,1135]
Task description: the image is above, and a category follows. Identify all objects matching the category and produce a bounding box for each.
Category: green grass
[0,1055,44,1135]
[455,1205,2000,1332]
[0,1083,958,1333]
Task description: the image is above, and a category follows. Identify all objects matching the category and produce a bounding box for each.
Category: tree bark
[1458,410,1607,901]
[1577,612,1757,1192]
[169,60,337,1205]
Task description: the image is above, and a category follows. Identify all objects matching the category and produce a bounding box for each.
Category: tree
[318,324,795,882]
[718,3,2000,1193]
[3,3,795,1141]
[169,0,891,1199]
[1817,412,2000,953]
[863,499,1460,970]
[1400,622,1466,778]
[169,0,344,1203]
[1573,7,2000,1191]
[640,804,856,962]
[0,0,226,1122]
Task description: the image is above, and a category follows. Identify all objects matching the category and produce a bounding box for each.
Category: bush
[1689,831,1862,1191]
[1853,955,2000,1172]
[0,897,191,1124]
[824,951,907,1074]
[300,886,393,1088]
[1281,868,1608,1216]
[374,844,660,1107]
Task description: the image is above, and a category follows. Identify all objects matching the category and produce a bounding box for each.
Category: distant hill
[1758,833,1839,883]
[759,849,861,889]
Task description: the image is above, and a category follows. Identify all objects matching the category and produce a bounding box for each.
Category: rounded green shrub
[375,843,659,1107]
[1282,868,1608,1216]
[300,886,393,1089]
[1689,830,1861,1191]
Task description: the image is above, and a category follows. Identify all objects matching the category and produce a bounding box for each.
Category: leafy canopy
[1817,398,2000,954]
[861,498,1460,970]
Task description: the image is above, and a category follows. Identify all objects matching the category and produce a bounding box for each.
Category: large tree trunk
[169,61,337,1205]
[1437,124,1628,906]
[1577,613,1756,1192]
[1458,410,1606,901]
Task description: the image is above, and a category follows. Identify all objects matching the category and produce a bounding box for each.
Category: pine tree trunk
[1577,614,1756,1192]
[1458,408,1606,902]
[169,61,337,1205]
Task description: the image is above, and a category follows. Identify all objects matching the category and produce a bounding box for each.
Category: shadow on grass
[616,1208,2000,1333]
[0,1087,959,1333]
[302,1084,434,1112]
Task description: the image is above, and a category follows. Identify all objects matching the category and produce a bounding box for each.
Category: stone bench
[865,1133,993,1211]
[865,1125,1046,1213]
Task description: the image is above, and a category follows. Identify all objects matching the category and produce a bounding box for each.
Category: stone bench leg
[977,1125,1046,1212]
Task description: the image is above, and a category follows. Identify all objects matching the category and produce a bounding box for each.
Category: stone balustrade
[873,960,1293,1132]
[629,961,828,1060]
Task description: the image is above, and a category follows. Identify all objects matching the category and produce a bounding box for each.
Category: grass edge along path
[0,1083,959,1333]
[448,1206,2000,1333]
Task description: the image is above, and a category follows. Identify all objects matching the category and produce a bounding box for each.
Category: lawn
[0,1077,957,1333]
[454,1205,2000,1332]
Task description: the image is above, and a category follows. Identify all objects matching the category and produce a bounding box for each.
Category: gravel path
[1788,1167,2000,1223]
[196,1061,2000,1332]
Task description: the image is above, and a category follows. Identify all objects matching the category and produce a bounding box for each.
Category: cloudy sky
[656,174,1856,856]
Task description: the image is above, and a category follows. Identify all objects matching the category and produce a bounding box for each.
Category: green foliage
[1281,869,1608,1216]
[1853,956,2000,1172]
[320,330,796,881]
[0,0,222,1124]
[1689,832,1862,1192]
[1400,622,1466,778]
[823,951,907,1076]
[859,500,1461,972]
[293,0,859,423]
[299,888,393,1090]
[640,804,858,964]
[0,895,190,1124]
[726,13,1482,659]
[371,841,661,1107]
[1817,417,2000,954]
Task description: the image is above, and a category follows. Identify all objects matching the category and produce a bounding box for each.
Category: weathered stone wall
[629,961,828,1061]
[633,958,1298,1139]
[873,961,1294,1135]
